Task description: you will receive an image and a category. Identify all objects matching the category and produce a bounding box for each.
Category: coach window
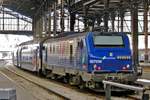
[70,44,73,61]
[77,41,80,48]
[57,45,59,54]
[49,45,52,53]
[53,45,55,54]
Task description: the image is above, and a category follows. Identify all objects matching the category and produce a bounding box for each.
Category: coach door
[42,46,47,64]
[41,45,48,74]
[32,49,38,71]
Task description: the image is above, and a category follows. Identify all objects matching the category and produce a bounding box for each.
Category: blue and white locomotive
[13,32,137,89]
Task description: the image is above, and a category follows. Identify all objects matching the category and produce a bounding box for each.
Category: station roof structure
[0,0,36,35]
[1,0,44,18]
[70,0,146,18]
[0,0,149,35]
[1,0,145,18]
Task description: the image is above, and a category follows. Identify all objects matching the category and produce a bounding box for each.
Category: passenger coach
[14,40,43,73]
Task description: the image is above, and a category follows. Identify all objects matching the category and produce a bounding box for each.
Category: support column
[48,6,52,36]
[43,13,48,36]
[111,11,115,32]
[117,12,120,32]
[53,2,57,36]
[39,17,43,38]
[17,17,19,31]
[97,17,102,27]
[143,0,149,62]
[83,6,88,31]
[32,16,36,38]
[120,9,124,32]
[131,2,139,74]
[88,18,94,31]
[70,13,75,31]
[78,16,80,32]
[104,0,109,32]
[36,17,40,38]
[67,14,70,31]
[34,16,37,38]
[91,18,95,31]
[34,15,41,38]
[60,0,65,32]
[2,7,4,31]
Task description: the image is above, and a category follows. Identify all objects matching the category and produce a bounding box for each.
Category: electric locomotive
[41,32,136,89]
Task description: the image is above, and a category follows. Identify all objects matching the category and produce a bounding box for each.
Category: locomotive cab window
[93,35,124,47]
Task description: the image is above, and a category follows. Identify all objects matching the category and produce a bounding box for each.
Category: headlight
[93,64,101,70]
[126,64,130,68]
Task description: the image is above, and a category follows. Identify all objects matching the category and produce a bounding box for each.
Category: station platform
[140,63,150,67]
[140,63,150,81]
[0,69,36,100]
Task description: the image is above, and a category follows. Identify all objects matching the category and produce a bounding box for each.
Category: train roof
[44,31,127,42]
[18,38,42,46]
[18,32,128,45]
[19,40,34,46]
[44,32,86,42]
[93,32,127,36]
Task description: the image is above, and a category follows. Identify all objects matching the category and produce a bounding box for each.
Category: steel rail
[4,67,70,100]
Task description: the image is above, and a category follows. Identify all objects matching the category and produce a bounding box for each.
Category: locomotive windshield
[93,35,124,47]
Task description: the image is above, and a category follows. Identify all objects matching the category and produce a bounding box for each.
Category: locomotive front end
[86,32,137,84]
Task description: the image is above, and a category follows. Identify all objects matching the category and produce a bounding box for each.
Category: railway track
[0,66,143,100]
[0,67,65,100]
[1,66,103,100]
